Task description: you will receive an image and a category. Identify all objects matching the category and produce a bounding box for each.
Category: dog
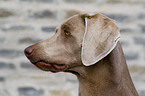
[24,13,139,96]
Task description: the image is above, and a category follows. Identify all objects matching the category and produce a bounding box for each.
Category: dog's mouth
[32,60,67,72]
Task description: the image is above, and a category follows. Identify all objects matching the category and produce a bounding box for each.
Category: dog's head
[24,13,120,73]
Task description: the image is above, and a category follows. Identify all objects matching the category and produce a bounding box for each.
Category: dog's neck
[71,43,138,96]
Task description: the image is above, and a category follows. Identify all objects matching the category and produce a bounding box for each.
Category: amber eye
[64,30,71,36]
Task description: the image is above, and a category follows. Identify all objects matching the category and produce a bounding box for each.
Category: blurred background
[0,0,145,96]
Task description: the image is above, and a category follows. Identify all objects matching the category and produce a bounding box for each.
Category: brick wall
[0,0,145,96]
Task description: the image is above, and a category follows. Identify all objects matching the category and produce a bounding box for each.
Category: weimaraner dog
[25,13,139,96]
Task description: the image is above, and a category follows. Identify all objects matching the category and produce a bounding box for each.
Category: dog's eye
[64,30,71,36]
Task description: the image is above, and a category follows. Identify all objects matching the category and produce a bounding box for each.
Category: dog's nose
[24,46,34,57]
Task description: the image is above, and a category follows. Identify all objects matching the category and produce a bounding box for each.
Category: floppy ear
[81,14,120,66]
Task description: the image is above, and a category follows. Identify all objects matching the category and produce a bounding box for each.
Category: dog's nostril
[24,47,33,56]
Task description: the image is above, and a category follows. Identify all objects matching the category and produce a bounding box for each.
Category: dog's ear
[81,14,120,66]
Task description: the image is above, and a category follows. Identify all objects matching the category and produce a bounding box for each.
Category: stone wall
[0,0,145,96]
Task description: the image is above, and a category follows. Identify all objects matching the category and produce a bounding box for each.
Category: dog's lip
[32,60,67,71]
[53,63,67,69]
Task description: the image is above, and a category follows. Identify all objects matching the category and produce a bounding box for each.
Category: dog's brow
[61,24,71,30]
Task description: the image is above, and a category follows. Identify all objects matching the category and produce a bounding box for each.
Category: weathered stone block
[104,13,130,22]
[18,87,44,96]
[134,37,145,46]
[20,62,36,69]
[1,25,34,31]
[139,90,145,96]
[0,62,15,69]
[129,65,140,73]
[138,13,145,19]
[0,49,23,58]
[107,0,129,3]
[0,38,5,43]
[0,89,9,96]
[50,90,72,96]
[120,28,134,33]
[0,9,14,18]
[139,25,145,33]
[19,37,41,44]
[0,77,5,82]
[66,78,77,83]
[64,0,95,3]
[125,52,139,60]
[120,41,129,47]
[42,26,56,32]
[65,10,80,19]
[30,10,56,19]
[20,0,53,3]
[0,0,10,1]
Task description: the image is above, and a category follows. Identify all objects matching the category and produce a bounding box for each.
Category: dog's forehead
[56,15,82,31]
[64,15,82,26]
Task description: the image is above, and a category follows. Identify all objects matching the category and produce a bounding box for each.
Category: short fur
[24,13,139,96]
